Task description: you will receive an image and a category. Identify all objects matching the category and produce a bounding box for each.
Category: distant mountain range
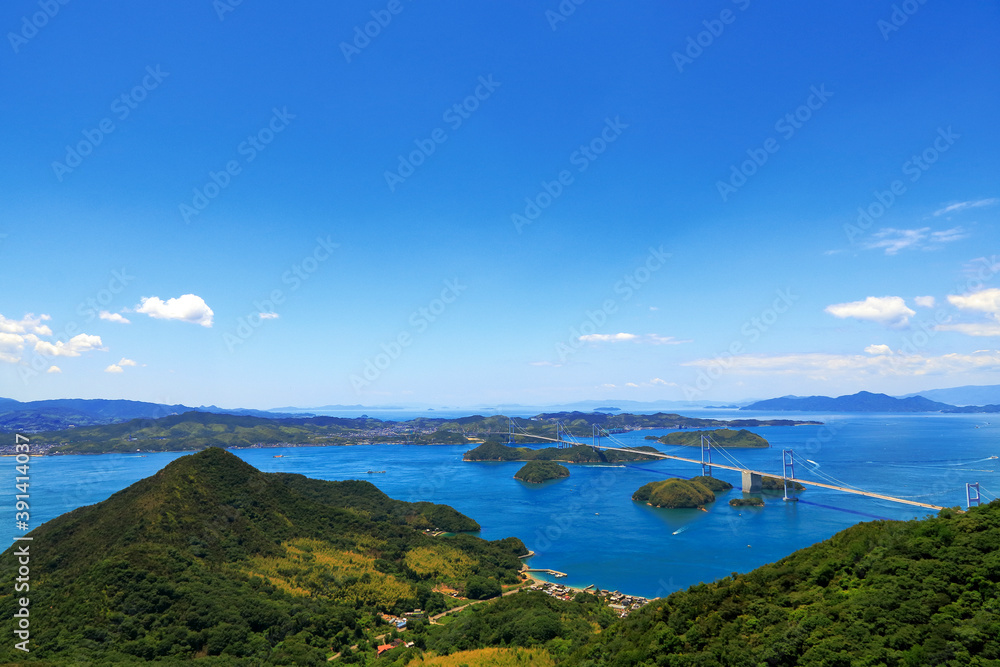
[899,384,1000,406]
[0,398,309,433]
[741,391,958,412]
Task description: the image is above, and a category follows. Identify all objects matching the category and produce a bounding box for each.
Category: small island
[652,428,769,448]
[730,497,765,507]
[464,441,659,463]
[762,476,805,492]
[514,460,570,483]
[632,476,733,509]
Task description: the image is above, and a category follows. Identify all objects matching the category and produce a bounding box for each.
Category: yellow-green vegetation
[514,460,570,483]
[405,647,556,667]
[240,538,415,607]
[689,475,734,493]
[404,545,476,582]
[656,428,769,448]
[632,478,721,509]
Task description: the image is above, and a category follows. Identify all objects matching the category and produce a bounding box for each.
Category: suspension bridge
[498,419,989,512]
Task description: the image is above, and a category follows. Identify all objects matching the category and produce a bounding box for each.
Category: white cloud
[914,296,935,308]
[864,344,893,355]
[134,294,214,328]
[860,227,967,255]
[933,198,998,216]
[683,349,1000,377]
[0,313,52,336]
[579,333,637,343]
[105,364,124,373]
[0,332,27,364]
[529,361,562,367]
[33,333,105,358]
[46,365,61,373]
[948,288,1000,318]
[935,323,1000,337]
[99,311,130,324]
[118,357,138,367]
[578,333,691,345]
[825,296,915,328]
[626,382,640,388]
[651,377,675,386]
[259,312,279,320]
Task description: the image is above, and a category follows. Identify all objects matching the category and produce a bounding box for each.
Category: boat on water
[366,470,386,474]
[273,455,284,458]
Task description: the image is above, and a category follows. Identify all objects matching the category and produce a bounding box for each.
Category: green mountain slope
[566,503,1000,666]
[0,449,524,665]
[656,428,769,448]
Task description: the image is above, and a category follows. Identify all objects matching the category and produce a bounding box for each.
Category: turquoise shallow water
[4,412,999,598]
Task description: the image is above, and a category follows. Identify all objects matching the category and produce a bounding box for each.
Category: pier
[526,568,568,578]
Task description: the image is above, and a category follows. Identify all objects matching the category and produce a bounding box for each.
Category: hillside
[655,428,769,448]
[0,449,525,664]
[741,391,954,412]
[565,502,1000,665]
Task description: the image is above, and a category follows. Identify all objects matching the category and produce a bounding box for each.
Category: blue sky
[1,0,998,409]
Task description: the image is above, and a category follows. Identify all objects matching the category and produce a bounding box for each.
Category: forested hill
[566,501,1000,665]
[0,448,526,664]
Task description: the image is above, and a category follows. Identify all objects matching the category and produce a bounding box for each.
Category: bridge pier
[742,471,762,493]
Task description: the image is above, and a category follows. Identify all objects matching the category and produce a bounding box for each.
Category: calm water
[4,413,998,598]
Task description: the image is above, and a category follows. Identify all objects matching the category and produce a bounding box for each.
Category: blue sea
[4,412,998,598]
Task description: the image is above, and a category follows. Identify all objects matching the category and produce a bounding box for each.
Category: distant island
[514,460,570,483]
[15,409,822,455]
[651,428,769,448]
[741,391,953,412]
[463,441,659,463]
[632,476,733,509]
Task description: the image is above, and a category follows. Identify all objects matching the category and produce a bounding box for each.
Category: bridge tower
[967,482,982,509]
[592,424,601,449]
[782,449,797,502]
[700,435,713,477]
[507,418,515,445]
